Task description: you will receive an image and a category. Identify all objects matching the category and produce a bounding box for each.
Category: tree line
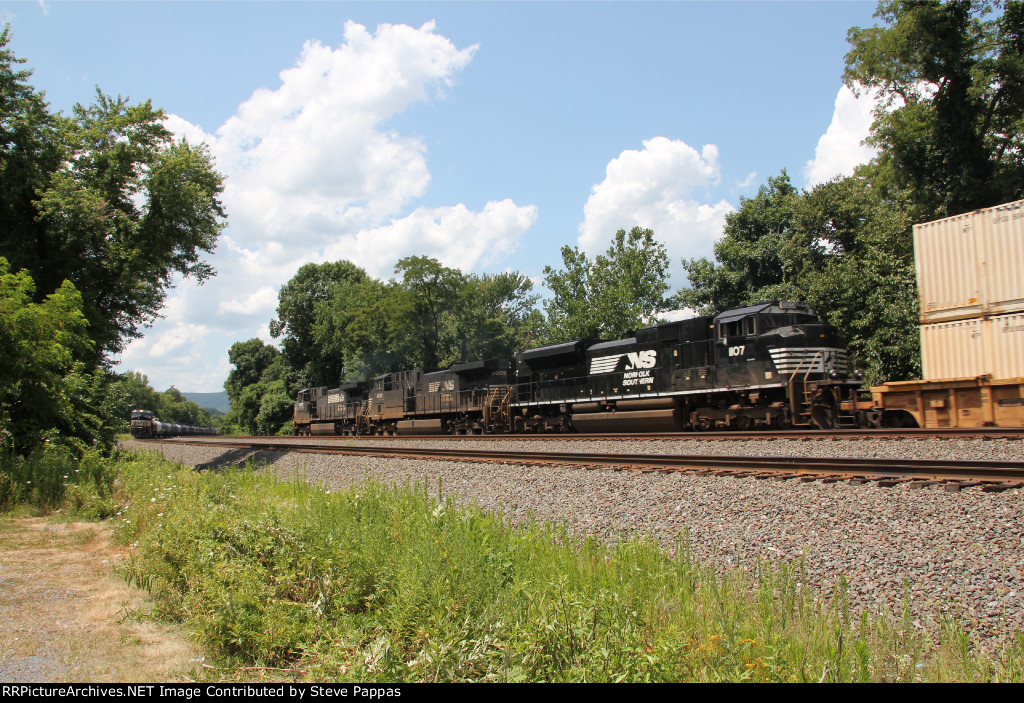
[0,26,226,456]
[219,230,670,434]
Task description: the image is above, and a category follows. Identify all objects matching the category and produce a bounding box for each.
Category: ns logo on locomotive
[294,300,880,436]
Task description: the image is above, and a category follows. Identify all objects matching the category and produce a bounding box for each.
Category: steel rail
[149,436,1024,487]
[209,427,1024,441]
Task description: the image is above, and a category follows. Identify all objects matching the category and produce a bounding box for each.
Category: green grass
[0,437,121,518]
[107,452,1024,683]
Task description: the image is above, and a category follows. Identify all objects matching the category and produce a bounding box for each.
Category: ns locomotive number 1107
[293,301,879,436]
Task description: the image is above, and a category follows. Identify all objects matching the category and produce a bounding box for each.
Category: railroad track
[202,427,1024,441]
[148,436,1024,492]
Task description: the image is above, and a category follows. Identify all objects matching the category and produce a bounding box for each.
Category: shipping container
[920,311,1024,380]
[872,201,1024,428]
[914,198,1024,323]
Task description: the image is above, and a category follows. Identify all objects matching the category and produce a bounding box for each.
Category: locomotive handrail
[787,349,824,425]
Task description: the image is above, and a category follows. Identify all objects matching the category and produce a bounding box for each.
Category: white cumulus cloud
[578,136,734,282]
[147,323,211,360]
[803,84,883,187]
[218,286,280,317]
[118,20,537,392]
[189,20,481,252]
[323,199,538,277]
[163,114,212,146]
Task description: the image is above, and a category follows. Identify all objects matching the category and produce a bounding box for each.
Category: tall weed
[0,433,120,516]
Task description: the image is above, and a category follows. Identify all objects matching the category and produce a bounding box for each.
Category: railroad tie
[945,481,986,493]
[908,480,946,489]
[982,482,1024,492]
[876,478,916,487]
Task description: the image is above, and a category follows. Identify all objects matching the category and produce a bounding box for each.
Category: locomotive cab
[710,301,870,428]
[130,409,155,438]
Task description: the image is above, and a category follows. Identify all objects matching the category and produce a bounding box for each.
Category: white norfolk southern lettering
[625,350,657,370]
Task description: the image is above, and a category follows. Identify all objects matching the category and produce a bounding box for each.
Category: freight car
[294,300,878,436]
[129,409,218,439]
[871,199,1024,428]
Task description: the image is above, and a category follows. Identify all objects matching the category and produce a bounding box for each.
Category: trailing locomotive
[293,301,878,436]
[129,409,218,439]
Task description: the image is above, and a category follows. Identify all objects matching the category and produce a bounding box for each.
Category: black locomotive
[293,301,878,436]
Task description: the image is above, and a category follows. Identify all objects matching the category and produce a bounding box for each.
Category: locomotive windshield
[719,316,756,339]
[758,313,819,332]
[715,301,821,340]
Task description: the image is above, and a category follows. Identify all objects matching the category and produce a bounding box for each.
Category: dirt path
[0,516,203,682]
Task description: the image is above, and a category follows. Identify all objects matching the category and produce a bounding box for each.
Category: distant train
[294,300,879,436]
[129,409,218,439]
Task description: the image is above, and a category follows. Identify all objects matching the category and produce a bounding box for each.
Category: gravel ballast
[126,437,1024,650]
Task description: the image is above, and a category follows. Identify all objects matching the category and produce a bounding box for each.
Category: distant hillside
[182,391,231,414]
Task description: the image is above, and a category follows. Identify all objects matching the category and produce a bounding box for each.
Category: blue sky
[2,1,884,392]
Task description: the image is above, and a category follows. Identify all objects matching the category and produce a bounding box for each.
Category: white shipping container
[914,199,1024,323]
[920,311,1024,380]
[976,200,1024,315]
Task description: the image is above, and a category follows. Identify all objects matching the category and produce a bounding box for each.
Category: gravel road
[127,436,1024,650]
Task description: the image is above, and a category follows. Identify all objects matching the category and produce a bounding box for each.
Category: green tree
[0,29,227,359]
[454,272,541,361]
[0,27,61,264]
[678,172,803,316]
[677,172,920,385]
[332,278,413,379]
[223,339,298,435]
[107,371,162,425]
[225,339,281,404]
[0,29,227,456]
[0,258,97,453]
[845,0,1024,217]
[543,227,672,342]
[269,256,544,383]
[392,256,466,370]
[157,387,213,427]
[795,177,921,385]
[270,261,369,386]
